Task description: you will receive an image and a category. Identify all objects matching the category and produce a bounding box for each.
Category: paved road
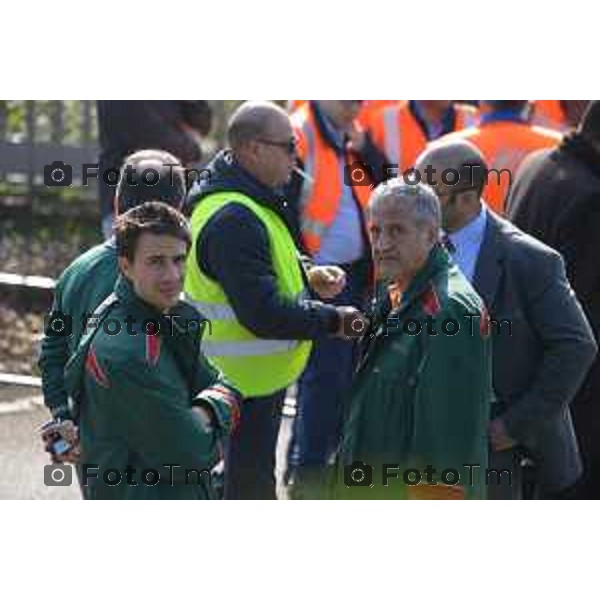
[0,386,293,500]
[0,394,79,499]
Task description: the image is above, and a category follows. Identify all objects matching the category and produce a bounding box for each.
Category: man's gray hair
[369,179,442,229]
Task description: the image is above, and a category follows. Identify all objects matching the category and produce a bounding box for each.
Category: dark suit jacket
[507,133,600,330]
[473,210,597,492]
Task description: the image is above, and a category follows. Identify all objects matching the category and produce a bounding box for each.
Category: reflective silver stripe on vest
[186,299,237,321]
[202,338,300,357]
[185,291,309,323]
[299,121,315,212]
[383,105,401,167]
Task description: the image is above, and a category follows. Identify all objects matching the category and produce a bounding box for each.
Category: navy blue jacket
[187,151,339,340]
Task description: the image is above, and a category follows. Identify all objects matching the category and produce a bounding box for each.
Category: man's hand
[335,306,370,339]
[489,418,517,452]
[308,265,347,299]
[39,419,81,464]
[53,445,81,464]
[193,384,243,435]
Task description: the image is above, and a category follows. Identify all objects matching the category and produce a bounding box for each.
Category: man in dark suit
[416,140,597,499]
[507,101,600,498]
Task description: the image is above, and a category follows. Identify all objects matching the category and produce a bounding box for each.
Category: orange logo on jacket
[144,321,161,366]
[85,348,110,388]
[479,305,491,338]
[421,284,441,316]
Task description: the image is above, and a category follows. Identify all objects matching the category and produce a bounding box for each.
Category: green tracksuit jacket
[39,240,118,420]
[64,275,239,500]
[337,244,494,499]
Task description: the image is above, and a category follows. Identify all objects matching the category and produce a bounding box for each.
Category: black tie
[441,233,456,254]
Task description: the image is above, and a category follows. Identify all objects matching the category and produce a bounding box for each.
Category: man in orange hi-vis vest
[287,100,398,129]
[356,100,398,127]
[531,100,590,132]
[531,100,568,131]
[441,101,562,215]
[363,100,479,174]
[284,100,385,497]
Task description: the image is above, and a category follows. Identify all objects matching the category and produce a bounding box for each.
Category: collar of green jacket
[402,243,451,307]
[113,274,205,339]
[377,243,451,320]
[114,274,164,321]
[64,274,207,415]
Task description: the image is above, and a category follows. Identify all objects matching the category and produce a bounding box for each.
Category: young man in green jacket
[337,180,493,500]
[39,149,187,424]
[64,202,241,499]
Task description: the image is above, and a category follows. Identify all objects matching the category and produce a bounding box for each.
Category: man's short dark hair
[116,149,187,213]
[416,139,489,199]
[115,201,191,262]
[228,113,269,148]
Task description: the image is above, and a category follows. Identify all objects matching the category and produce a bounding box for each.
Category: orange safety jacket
[448,118,562,215]
[365,101,479,172]
[287,100,397,126]
[356,100,397,128]
[287,100,306,112]
[291,102,373,256]
[531,100,567,131]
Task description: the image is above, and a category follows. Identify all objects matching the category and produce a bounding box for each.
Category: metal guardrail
[0,373,41,387]
[0,272,54,388]
[0,268,297,415]
[0,272,55,290]
[0,270,55,314]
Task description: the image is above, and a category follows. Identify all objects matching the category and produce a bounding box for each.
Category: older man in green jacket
[336,180,493,500]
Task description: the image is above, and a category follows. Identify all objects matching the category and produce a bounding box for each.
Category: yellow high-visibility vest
[185,191,312,397]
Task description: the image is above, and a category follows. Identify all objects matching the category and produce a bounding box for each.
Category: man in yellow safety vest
[185,101,369,499]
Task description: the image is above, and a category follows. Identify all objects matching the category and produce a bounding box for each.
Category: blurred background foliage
[0,100,98,144]
[0,100,248,145]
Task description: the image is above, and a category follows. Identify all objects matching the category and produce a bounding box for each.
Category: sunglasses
[255,138,297,156]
